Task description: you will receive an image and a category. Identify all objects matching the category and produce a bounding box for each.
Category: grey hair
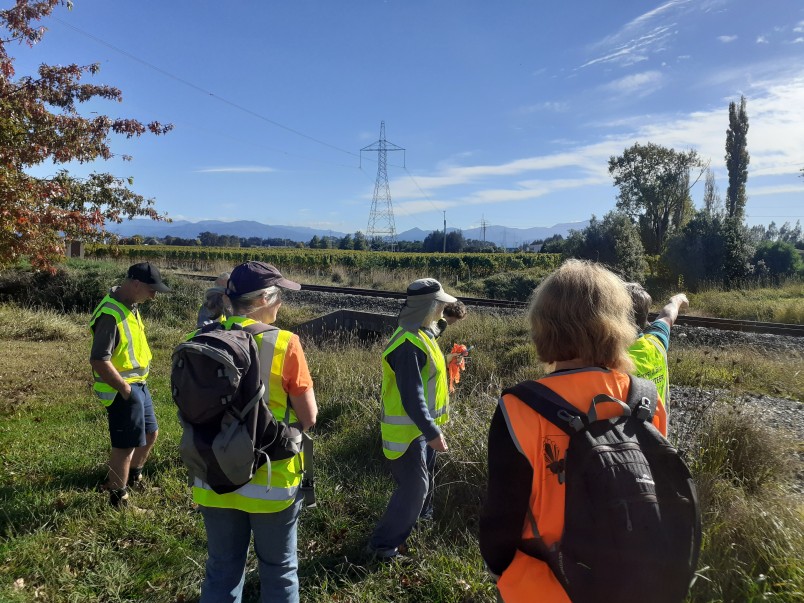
[229,286,281,315]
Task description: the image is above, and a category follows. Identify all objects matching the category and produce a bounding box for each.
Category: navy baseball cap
[226,261,301,298]
[127,262,170,293]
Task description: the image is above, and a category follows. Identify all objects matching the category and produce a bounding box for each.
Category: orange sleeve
[282,334,314,396]
[653,396,668,437]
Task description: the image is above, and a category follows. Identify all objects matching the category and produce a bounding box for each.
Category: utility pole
[361,121,405,251]
[480,215,488,247]
[442,211,447,253]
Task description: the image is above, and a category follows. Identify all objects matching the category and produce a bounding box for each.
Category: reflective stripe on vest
[380,327,449,460]
[192,316,302,513]
[89,295,152,406]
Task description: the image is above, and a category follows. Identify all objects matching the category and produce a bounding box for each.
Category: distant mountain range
[108,218,589,247]
[396,222,589,247]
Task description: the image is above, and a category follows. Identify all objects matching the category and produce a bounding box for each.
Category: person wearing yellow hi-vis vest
[89,262,170,509]
[367,278,457,561]
[193,261,317,603]
[626,283,690,435]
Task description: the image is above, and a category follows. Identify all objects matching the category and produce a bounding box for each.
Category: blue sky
[15,0,804,235]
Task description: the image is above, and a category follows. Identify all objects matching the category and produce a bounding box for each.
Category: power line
[52,17,360,159]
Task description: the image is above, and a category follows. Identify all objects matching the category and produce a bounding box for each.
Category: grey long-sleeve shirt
[385,332,442,443]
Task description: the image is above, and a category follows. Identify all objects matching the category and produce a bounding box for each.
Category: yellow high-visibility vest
[380,327,449,460]
[192,316,303,513]
[628,333,669,405]
[89,294,152,406]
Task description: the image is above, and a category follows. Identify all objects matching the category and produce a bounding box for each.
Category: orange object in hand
[448,344,469,393]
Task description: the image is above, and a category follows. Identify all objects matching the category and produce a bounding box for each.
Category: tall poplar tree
[725,96,749,220]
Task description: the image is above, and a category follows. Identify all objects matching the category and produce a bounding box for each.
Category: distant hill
[106,219,347,242]
[108,218,588,247]
[397,221,588,248]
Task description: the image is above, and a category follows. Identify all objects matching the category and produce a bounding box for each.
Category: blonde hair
[528,259,635,372]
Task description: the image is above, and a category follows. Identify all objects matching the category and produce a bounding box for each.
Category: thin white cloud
[385,67,804,219]
[517,101,569,114]
[601,70,664,97]
[793,37,804,44]
[196,166,276,174]
[794,21,804,33]
[756,35,768,44]
[717,35,737,43]
[581,0,695,69]
[749,184,804,196]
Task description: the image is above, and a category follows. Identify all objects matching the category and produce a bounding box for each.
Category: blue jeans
[369,435,437,554]
[199,498,302,603]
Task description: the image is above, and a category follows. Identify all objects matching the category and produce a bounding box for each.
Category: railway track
[176,273,804,338]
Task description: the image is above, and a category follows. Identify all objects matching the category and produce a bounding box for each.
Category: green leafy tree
[608,142,704,254]
[352,231,368,251]
[0,0,172,271]
[539,233,565,254]
[422,230,466,253]
[663,213,754,290]
[198,231,221,246]
[725,96,749,220]
[309,235,321,248]
[562,211,647,281]
[338,234,354,250]
[753,240,803,279]
[702,168,724,218]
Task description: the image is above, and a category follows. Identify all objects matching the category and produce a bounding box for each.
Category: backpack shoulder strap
[625,375,659,422]
[501,381,585,435]
[242,322,279,337]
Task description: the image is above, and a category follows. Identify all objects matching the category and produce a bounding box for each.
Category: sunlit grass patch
[669,346,804,401]
[0,304,86,341]
[690,281,804,324]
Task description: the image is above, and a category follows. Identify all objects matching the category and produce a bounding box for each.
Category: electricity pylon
[361,121,405,251]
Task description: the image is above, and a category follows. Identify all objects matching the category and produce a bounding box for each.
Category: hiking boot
[109,487,130,508]
[127,475,147,492]
[108,488,151,515]
[127,467,147,491]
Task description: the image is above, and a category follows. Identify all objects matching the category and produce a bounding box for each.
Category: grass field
[0,263,802,602]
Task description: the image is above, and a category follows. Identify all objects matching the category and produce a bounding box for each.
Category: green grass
[690,280,804,324]
[0,270,802,602]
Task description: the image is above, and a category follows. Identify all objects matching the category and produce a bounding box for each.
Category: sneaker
[365,544,409,563]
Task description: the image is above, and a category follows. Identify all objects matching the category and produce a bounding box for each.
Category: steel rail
[175,273,804,337]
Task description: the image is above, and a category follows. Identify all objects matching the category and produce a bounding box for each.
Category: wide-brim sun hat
[405,278,457,304]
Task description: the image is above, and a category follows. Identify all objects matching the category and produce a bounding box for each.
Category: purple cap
[127,262,170,293]
[226,261,301,298]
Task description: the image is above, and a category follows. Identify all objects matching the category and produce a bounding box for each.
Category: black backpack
[171,321,301,494]
[501,375,701,603]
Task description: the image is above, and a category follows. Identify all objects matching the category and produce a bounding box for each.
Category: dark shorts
[106,382,158,449]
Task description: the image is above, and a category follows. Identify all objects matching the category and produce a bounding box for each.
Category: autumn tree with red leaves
[0,0,172,271]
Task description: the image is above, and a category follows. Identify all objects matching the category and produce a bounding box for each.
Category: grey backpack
[171,322,301,494]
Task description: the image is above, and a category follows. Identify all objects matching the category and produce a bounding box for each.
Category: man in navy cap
[89,262,170,508]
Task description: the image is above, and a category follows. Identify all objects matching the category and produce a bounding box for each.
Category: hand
[427,434,448,452]
[123,385,144,405]
[671,293,689,312]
